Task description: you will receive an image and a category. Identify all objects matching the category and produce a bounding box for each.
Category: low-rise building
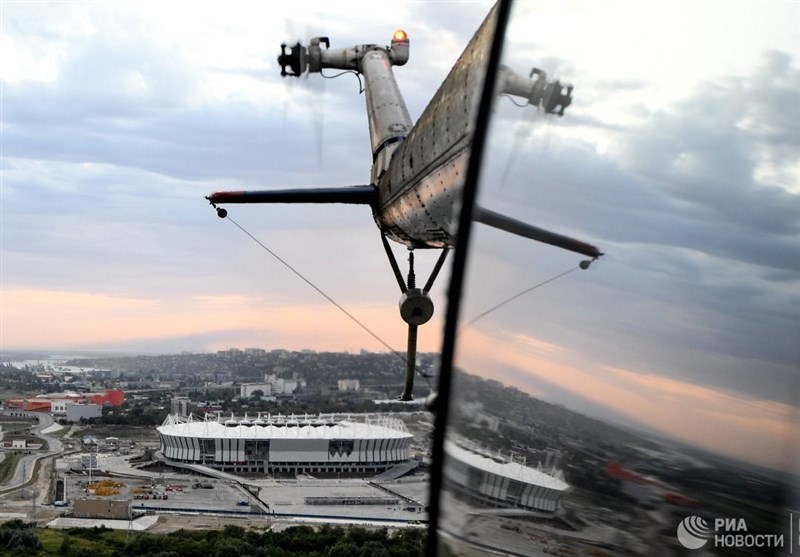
[73,499,129,519]
[65,403,102,423]
[338,379,361,392]
[170,396,191,416]
[240,382,272,398]
[4,390,124,412]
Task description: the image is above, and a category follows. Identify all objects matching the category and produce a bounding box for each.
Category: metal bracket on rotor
[205,196,228,218]
[278,42,307,77]
[529,67,573,116]
[381,235,450,400]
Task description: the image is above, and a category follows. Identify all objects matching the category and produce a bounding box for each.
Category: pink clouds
[1,287,441,354]
[456,328,796,472]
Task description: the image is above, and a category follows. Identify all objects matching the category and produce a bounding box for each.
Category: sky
[1,1,799,472]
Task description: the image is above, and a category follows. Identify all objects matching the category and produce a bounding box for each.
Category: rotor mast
[278,32,412,184]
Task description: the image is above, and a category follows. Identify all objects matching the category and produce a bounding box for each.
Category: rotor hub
[278,42,307,77]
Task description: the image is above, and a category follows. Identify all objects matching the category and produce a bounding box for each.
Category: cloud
[1,287,439,355]
[457,329,797,471]
[464,45,800,412]
[463,221,798,404]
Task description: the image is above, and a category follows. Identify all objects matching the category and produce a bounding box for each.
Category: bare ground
[145,514,294,534]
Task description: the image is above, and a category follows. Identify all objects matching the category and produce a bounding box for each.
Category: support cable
[463,265,579,329]
[225,215,405,363]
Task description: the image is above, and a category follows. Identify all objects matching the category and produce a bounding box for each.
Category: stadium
[156,413,413,475]
[444,440,569,513]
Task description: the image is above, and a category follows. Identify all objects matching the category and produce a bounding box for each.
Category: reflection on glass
[437,1,799,555]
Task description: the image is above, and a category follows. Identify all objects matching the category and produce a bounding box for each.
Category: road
[0,411,67,514]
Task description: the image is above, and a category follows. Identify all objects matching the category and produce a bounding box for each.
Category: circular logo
[677,516,712,549]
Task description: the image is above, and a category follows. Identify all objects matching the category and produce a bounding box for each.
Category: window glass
[435,1,799,555]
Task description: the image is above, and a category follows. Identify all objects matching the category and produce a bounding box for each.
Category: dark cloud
[486,49,800,274]
[2,79,369,186]
[619,55,800,239]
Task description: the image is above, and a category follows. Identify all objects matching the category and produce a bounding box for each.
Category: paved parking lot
[61,472,428,525]
[256,476,427,523]
[65,476,258,514]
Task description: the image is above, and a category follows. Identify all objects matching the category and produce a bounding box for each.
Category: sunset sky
[2,1,798,472]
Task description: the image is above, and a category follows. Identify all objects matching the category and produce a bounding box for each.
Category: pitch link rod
[424,249,450,293]
[381,234,407,294]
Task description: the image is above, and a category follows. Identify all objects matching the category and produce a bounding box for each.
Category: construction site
[0,410,431,534]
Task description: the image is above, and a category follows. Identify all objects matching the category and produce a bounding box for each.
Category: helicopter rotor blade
[474,205,602,259]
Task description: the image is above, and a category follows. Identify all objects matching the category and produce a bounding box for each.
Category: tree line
[0,520,426,557]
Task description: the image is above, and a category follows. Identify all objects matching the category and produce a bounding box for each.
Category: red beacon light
[393,29,409,42]
[389,29,409,66]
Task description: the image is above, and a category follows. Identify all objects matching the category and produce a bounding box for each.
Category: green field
[0,422,35,435]
[37,528,128,557]
[0,452,23,483]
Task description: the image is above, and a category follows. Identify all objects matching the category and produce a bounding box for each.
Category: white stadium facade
[157,413,413,474]
[444,440,569,513]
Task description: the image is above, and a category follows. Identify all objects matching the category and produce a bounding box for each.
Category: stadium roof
[157,413,412,440]
[445,440,569,491]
